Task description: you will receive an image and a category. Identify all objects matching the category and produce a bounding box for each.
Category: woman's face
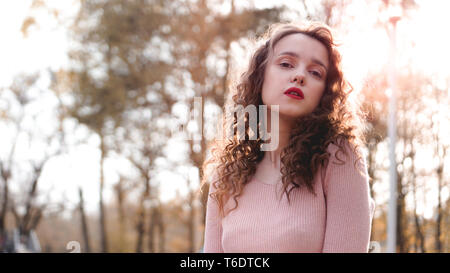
[261,33,329,119]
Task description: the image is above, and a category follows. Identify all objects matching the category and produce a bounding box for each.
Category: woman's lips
[285,93,304,100]
[284,87,304,100]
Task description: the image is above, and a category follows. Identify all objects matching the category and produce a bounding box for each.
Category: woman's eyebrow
[278,51,328,72]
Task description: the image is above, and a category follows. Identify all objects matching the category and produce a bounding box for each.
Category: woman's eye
[310,71,322,78]
[280,62,293,68]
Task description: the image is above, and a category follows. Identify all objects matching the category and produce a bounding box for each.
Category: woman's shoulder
[322,138,367,181]
[325,137,364,164]
[322,139,369,197]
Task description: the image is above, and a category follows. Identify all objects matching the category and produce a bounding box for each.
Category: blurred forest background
[0,0,449,253]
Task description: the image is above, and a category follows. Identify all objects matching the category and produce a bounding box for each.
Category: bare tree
[429,78,450,252]
[68,0,173,252]
[0,72,66,252]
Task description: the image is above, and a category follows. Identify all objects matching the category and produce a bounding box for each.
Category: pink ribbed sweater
[203,142,376,253]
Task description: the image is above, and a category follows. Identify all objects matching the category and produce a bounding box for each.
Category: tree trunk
[435,167,443,252]
[135,176,150,253]
[99,134,108,253]
[0,166,9,235]
[116,180,126,252]
[433,120,446,253]
[158,207,165,252]
[187,180,195,253]
[188,94,205,251]
[396,171,407,253]
[21,163,44,236]
[148,206,156,253]
[410,142,425,253]
[0,131,19,235]
[135,209,145,253]
[78,188,91,253]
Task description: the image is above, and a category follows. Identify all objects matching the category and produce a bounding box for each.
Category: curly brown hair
[201,21,369,218]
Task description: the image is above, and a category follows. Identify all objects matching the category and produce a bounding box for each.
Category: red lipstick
[284,87,304,100]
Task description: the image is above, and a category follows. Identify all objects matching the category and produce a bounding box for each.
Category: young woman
[201,22,376,253]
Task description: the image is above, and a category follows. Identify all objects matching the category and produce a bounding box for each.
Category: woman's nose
[291,71,305,85]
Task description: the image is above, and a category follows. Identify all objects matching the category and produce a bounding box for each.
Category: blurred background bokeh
[0,0,448,253]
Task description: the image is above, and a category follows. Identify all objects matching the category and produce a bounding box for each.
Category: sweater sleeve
[321,141,376,253]
[203,174,224,253]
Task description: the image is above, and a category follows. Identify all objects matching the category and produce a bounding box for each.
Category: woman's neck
[264,111,295,168]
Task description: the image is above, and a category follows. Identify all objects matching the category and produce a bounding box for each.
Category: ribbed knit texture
[203,141,376,253]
